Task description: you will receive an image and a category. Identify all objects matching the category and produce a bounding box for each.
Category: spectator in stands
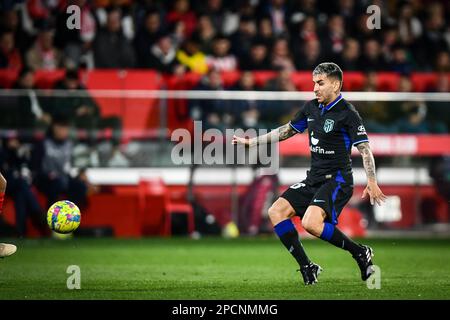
[292,16,318,61]
[270,36,295,71]
[94,0,135,41]
[0,30,22,70]
[257,16,275,48]
[295,39,322,70]
[231,71,262,130]
[358,72,395,133]
[380,26,399,65]
[426,72,449,133]
[176,36,208,74]
[134,9,164,68]
[93,6,136,68]
[417,2,448,70]
[0,8,33,55]
[206,34,237,72]
[359,38,388,71]
[26,25,63,71]
[54,0,96,69]
[51,68,122,148]
[321,15,346,61]
[397,0,422,46]
[26,0,61,28]
[166,0,197,39]
[239,39,270,71]
[337,38,361,71]
[0,137,47,237]
[197,0,225,33]
[389,44,413,74]
[189,68,232,131]
[396,102,430,133]
[10,67,51,130]
[192,14,217,54]
[261,0,288,37]
[230,15,257,60]
[262,68,296,126]
[31,115,88,209]
[146,32,184,74]
[435,51,450,72]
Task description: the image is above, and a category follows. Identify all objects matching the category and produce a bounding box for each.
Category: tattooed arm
[232,123,298,147]
[356,142,387,206]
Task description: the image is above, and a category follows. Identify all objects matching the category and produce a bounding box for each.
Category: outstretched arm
[356,142,387,206]
[232,123,298,147]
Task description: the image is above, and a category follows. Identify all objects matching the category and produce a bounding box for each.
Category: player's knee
[301,217,321,236]
[268,205,287,224]
[0,174,6,192]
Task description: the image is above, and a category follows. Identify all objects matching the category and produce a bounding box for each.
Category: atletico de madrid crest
[323,119,334,133]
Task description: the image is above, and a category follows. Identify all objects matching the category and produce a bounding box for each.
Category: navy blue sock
[320,222,362,255]
[274,219,310,267]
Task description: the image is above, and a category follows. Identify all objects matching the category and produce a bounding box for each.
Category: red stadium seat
[138,177,194,236]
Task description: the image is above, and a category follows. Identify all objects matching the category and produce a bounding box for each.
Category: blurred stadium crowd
[0,0,449,73]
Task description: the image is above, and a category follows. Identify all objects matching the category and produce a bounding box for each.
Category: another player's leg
[0,172,17,258]
[302,205,374,281]
[268,198,321,285]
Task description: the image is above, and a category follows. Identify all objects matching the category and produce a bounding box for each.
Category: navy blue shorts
[280,176,353,225]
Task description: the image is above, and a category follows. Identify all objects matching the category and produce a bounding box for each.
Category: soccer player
[232,62,386,285]
[0,172,17,258]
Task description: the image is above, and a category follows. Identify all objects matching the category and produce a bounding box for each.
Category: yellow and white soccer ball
[47,200,81,234]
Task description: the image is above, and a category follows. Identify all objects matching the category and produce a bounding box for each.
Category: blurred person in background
[321,15,346,62]
[239,39,270,71]
[0,30,23,70]
[359,38,388,71]
[262,68,297,127]
[0,137,47,237]
[230,15,257,60]
[146,31,184,74]
[230,71,262,130]
[336,38,361,71]
[26,24,63,71]
[396,102,430,133]
[0,8,33,55]
[54,0,96,69]
[93,6,135,68]
[31,116,88,209]
[176,36,208,74]
[270,36,296,71]
[295,39,322,70]
[9,67,51,130]
[166,0,197,39]
[192,14,217,54]
[189,68,232,131]
[134,9,164,68]
[206,34,237,72]
[51,68,125,166]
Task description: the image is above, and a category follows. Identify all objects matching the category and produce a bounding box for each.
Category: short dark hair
[313,62,343,88]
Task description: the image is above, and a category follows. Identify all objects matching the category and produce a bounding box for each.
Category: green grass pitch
[0,237,449,300]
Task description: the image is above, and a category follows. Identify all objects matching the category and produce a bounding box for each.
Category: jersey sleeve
[289,101,309,133]
[345,109,369,147]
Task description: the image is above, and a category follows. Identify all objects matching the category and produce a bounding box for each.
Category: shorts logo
[323,119,334,133]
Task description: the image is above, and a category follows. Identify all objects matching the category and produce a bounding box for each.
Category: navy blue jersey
[289,95,369,182]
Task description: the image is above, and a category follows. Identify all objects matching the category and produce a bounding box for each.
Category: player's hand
[362,180,387,206]
[231,135,252,147]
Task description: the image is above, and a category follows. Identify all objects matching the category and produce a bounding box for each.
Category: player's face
[313,74,339,104]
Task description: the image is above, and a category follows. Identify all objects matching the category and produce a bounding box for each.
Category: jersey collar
[319,94,343,114]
